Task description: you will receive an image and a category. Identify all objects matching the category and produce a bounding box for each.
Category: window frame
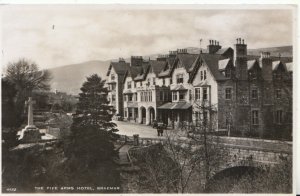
[225,88,232,100]
[195,88,201,100]
[179,91,185,101]
[252,110,259,125]
[176,74,184,84]
[203,88,208,101]
[251,89,258,99]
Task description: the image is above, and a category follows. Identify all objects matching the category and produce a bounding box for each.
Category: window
[128,109,133,118]
[251,89,258,99]
[149,91,152,102]
[141,92,144,102]
[276,89,282,99]
[160,91,163,101]
[147,79,151,85]
[195,88,201,100]
[170,78,173,84]
[189,90,192,100]
[200,71,203,80]
[204,70,207,80]
[111,84,116,90]
[153,78,156,85]
[112,95,116,102]
[172,92,177,101]
[225,69,231,78]
[225,88,232,100]
[252,110,259,125]
[140,81,142,87]
[145,92,148,102]
[203,111,208,125]
[111,74,115,80]
[176,74,184,84]
[276,110,283,124]
[134,82,136,88]
[179,91,185,101]
[128,94,132,102]
[127,81,132,89]
[165,92,169,101]
[203,88,208,100]
[195,111,200,125]
[163,78,165,86]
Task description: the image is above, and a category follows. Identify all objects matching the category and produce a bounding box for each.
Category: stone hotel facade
[105,38,293,138]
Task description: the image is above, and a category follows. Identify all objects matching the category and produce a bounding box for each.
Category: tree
[129,101,226,193]
[5,58,52,121]
[2,78,20,149]
[66,74,118,168]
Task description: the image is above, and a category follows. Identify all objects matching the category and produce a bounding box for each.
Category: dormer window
[204,70,207,80]
[111,74,115,80]
[176,74,184,84]
[147,78,151,85]
[127,81,132,89]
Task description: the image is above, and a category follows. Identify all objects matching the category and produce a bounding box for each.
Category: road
[113,120,162,138]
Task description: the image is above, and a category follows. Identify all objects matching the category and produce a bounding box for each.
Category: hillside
[48,60,110,95]
[48,46,292,95]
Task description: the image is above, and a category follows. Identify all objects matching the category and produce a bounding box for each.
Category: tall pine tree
[68,74,118,168]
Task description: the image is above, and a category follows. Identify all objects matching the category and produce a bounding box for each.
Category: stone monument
[18,97,43,142]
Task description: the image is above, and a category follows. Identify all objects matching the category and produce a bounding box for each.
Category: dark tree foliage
[5,58,52,121]
[2,78,20,149]
[67,74,118,168]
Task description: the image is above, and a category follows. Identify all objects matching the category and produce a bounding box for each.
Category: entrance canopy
[158,102,192,110]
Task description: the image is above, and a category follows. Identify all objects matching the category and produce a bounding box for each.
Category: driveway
[113,120,162,138]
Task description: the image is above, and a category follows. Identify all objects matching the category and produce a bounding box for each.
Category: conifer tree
[68,74,118,168]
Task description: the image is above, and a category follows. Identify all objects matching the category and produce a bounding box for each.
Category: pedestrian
[157,128,160,136]
[160,128,164,136]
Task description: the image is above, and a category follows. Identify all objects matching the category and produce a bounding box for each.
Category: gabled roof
[272,61,287,71]
[218,58,231,71]
[128,66,143,78]
[215,47,232,55]
[188,53,227,83]
[176,53,198,71]
[122,65,143,83]
[106,61,130,76]
[200,53,226,81]
[148,60,166,75]
[247,60,260,70]
[134,62,150,81]
[158,57,176,77]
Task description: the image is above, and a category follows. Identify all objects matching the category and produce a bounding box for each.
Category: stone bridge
[118,134,292,181]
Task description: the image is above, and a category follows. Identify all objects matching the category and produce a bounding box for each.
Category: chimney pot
[236,38,238,44]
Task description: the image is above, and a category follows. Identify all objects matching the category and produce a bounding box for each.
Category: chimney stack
[131,56,143,67]
[207,39,222,54]
[260,52,272,81]
[234,38,248,80]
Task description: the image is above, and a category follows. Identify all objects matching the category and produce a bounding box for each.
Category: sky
[0,5,295,69]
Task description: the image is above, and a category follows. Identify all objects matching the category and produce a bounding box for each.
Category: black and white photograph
[1,3,296,194]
